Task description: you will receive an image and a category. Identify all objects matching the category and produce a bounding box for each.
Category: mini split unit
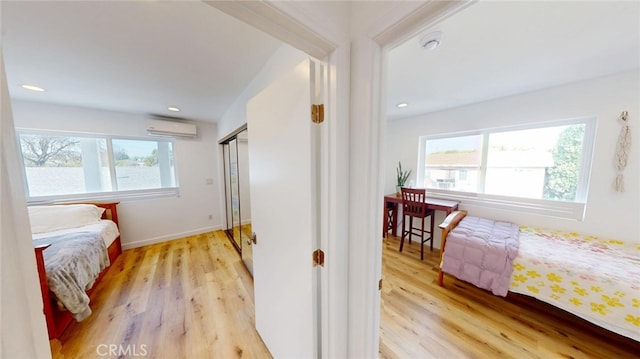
[146,118,197,138]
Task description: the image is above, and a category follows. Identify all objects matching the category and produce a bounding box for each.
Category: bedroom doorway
[220,127,253,276]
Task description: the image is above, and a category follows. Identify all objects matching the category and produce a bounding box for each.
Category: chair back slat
[401,188,428,217]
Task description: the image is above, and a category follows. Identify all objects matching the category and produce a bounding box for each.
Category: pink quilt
[440,216,520,296]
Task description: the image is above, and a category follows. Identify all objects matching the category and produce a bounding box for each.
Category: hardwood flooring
[51,231,639,358]
[51,231,271,359]
[380,234,640,359]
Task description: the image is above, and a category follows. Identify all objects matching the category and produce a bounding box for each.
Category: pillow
[28,204,106,234]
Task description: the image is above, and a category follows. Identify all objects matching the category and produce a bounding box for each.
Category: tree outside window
[543,124,585,201]
[18,132,176,199]
[20,135,81,167]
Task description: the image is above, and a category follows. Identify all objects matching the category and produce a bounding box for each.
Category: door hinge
[312,249,325,267]
[311,104,324,124]
[379,279,383,291]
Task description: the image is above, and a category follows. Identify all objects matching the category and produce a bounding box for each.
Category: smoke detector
[419,31,443,50]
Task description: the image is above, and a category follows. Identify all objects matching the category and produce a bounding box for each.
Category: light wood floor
[51,231,271,359]
[51,231,639,358]
[380,234,640,358]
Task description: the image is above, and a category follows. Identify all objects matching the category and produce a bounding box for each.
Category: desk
[383,193,459,237]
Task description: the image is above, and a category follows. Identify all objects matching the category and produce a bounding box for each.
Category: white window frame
[17,129,180,204]
[416,117,597,221]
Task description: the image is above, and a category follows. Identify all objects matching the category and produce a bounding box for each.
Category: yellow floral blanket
[509,226,640,341]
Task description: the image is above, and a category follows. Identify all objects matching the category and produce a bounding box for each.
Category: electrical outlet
[205,178,214,185]
[208,214,213,220]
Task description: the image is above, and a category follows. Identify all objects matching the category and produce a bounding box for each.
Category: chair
[399,188,435,260]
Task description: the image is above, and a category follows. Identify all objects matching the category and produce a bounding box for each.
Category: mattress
[509,225,640,341]
[32,219,120,248]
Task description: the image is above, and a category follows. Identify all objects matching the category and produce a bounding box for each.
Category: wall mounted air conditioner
[146,118,197,138]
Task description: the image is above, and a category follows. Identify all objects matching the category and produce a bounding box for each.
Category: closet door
[222,139,242,253]
[222,144,234,242]
[228,138,242,252]
[237,129,253,275]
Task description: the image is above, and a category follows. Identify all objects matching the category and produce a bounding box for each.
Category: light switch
[205,178,214,185]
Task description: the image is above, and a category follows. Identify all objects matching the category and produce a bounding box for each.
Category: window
[418,118,595,219]
[423,134,482,192]
[112,139,175,191]
[18,131,178,202]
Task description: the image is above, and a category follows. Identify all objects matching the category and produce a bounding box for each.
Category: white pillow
[28,204,106,234]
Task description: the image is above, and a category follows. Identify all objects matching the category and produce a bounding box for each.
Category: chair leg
[420,216,425,260]
[430,213,435,251]
[399,214,405,252]
[408,216,413,244]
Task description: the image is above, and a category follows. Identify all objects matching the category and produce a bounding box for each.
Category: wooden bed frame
[33,202,123,339]
[436,210,467,286]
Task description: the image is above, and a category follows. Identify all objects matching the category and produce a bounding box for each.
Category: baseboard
[121,225,222,250]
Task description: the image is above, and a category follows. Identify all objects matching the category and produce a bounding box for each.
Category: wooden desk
[383,193,459,237]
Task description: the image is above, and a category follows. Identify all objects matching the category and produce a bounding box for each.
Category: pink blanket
[440,216,520,296]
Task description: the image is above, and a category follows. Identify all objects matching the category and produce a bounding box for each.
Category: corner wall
[11,100,223,249]
[217,43,307,139]
[216,44,307,230]
[385,69,640,244]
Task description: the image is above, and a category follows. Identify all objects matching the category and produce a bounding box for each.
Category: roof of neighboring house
[427,150,554,168]
[427,151,480,166]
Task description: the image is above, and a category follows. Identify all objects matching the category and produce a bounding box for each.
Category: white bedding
[32,219,120,248]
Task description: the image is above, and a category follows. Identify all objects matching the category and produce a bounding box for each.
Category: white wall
[217,43,307,139]
[385,69,640,244]
[11,100,223,249]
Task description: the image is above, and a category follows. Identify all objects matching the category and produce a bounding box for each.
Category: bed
[438,210,640,342]
[30,202,122,339]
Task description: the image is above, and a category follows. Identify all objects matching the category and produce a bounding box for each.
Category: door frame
[206,1,473,357]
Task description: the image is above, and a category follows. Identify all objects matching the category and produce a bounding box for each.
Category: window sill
[425,189,586,221]
[27,188,180,205]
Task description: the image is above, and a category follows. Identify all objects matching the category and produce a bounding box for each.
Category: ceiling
[387,1,640,120]
[2,1,639,124]
[1,1,282,123]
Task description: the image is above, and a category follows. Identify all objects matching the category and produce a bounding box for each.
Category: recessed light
[396,103,408,108]
[167,107,180,112]
[22,84,45,92]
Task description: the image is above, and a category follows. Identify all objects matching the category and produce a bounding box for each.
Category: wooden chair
[399,188,435,260]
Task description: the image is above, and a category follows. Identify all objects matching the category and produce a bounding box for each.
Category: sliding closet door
[237,129,253,275]
[229,139,242,251]
[222,140,241,253]
[222,144,234,239]
[228,139,242,252]
[221,128,253,277]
